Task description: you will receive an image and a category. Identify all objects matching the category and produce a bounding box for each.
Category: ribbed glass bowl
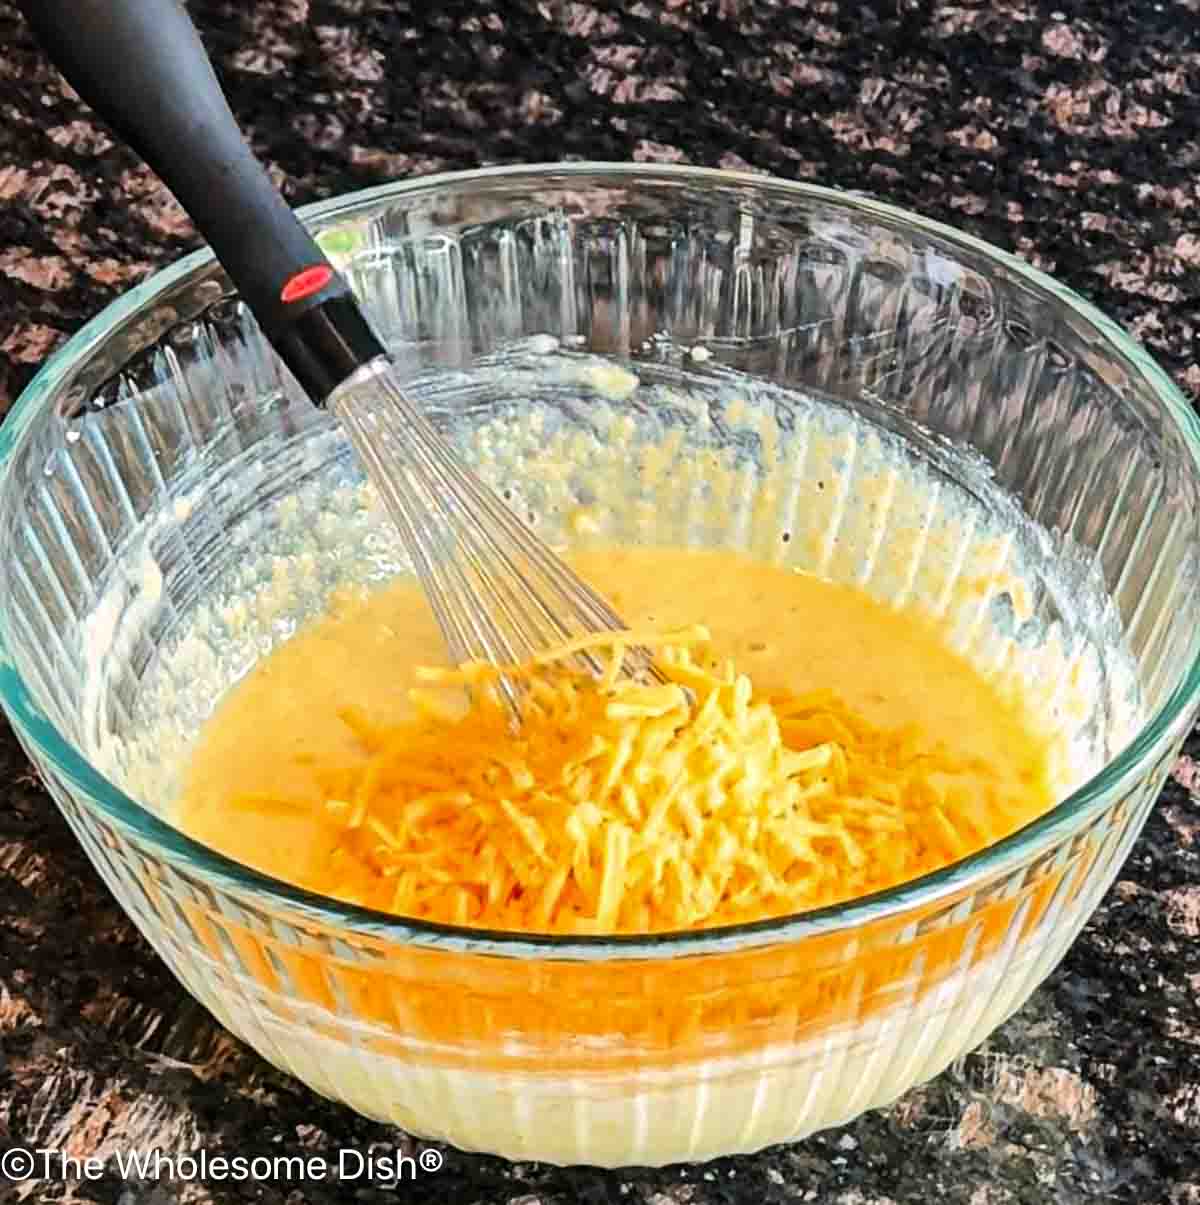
[2,165,1198,1168]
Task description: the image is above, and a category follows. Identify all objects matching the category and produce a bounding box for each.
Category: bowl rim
[3,160,1198,961]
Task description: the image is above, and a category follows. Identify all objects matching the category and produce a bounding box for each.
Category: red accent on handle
[280,264,334,304]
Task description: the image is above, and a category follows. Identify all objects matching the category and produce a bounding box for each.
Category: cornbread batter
[115,362,1136,1164]
[174,545,1056,928]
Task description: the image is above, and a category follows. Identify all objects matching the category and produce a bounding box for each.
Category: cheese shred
[231,625,1037,934]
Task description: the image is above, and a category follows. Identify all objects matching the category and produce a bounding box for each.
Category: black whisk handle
[15,0,385,403]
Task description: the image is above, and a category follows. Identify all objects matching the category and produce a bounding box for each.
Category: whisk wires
[327,358,664,722]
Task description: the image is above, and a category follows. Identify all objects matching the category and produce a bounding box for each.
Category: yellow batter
[174,545,1055,926]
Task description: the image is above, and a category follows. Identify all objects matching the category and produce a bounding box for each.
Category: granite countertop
[1,1,1199,1202]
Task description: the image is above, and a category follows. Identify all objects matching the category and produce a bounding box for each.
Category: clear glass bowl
[2,164,1198,1168]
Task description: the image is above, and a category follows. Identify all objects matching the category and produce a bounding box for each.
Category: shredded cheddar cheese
[230,624,1038,934]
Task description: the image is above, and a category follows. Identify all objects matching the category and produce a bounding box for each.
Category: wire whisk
[13,0,664,729]
[328,360,665,722]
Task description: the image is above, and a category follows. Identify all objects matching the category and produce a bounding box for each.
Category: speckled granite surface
[0,1,1199,1202]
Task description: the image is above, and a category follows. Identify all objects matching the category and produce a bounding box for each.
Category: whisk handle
[16,0,385,403]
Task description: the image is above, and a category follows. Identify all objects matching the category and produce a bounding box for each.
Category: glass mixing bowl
[1,165,1198,1168]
